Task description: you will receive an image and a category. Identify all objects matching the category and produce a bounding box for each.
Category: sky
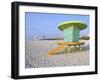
[25,12,89,40]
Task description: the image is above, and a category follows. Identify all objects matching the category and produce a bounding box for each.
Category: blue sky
[25,12,89,40]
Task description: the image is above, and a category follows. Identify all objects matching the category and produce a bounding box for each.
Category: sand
[25,40,89,68]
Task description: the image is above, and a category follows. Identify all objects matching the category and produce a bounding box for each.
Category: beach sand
[25,40,89,68]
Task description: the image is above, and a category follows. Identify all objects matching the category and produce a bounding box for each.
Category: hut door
[73,27,79,42]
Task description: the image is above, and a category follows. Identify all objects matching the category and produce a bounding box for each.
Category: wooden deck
[48,42,84,57]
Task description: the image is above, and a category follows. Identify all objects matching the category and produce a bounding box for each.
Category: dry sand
[25,40,89,68]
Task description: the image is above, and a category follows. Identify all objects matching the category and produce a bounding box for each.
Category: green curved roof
[58,21,87,31]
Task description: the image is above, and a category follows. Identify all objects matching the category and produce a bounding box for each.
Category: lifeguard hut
[48,21,87,57]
